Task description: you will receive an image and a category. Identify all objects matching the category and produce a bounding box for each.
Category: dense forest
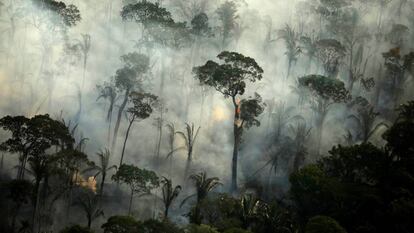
[0,0,413,232]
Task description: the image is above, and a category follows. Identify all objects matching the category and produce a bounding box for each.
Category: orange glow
[73,172,97,193]
[212,105,229,122]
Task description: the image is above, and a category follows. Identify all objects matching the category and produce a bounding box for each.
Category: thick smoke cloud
[0,0,413,231]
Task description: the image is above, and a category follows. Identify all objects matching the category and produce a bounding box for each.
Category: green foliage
[112,164,159,194]
[127,92,159,121]
[383,101,414,158]
[194,51,263,98]
[115,53,150,91]
[32,0,81,27]
[191,13,212,37]
[184,172,222,224]
[223,228,252,233]
[305,216,346,233]
[240,93,265,128]
[60,225,94,233]
[299,75,350,103]
[320,143,388,184]
[136,219,183,233]
[186,224,219,233]
[102,215,141,233]
[121,1,174,28]
[0,114,74,179]
[216,1,238,45]
[289,165,338,222]
[161,177,182,217]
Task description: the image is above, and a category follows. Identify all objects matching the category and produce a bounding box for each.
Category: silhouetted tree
[299,75,350,154]
[119,92,158,167]
[86,149,117,197]
[75,191,104,228]
[112,53,150,152]
[112,164,159,215]
[160,177,182,218]
[182,172,221,224]
[176,123,200,181]
[194,51,265,193]
[278,24,301,79]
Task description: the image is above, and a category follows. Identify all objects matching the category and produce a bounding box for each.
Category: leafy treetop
[193,51,263,98]
[112,164,159,194]
[299,75,350,103]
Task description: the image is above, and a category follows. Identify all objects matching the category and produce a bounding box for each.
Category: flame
[236,98,241,115]
[235,98,242,127]
[73,172,97,193]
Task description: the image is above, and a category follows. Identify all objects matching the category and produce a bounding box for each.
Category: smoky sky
[0,0,412,197]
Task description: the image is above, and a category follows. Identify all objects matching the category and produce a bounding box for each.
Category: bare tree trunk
[100,173,106,197]
[231,97,241,193]
[128,190,134,216]
[112,89,130,152]
[120,120,134,167]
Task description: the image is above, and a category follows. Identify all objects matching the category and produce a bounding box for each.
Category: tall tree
[194,51,265,193]
[278,24,301,79]
[75,191,104,229]
[119,92,158,167]
[216,1,238,49]
[315,39,346,78]
[97,80,118,145]
[299,75,350,154]
[0,115,74,180]
[112,53,150,152]
[176,123,200,181]
[181,172,221,224]
[112,164,159,215]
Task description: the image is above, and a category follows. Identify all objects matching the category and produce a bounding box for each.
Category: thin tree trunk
[112,89,130,152]
[231,97,240,193]
[128,190,134,215]
[183,149,192,182]
[100,173,106,197]
[120,120,134,167]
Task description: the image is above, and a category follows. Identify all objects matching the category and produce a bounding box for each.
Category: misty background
[0,0,413,231]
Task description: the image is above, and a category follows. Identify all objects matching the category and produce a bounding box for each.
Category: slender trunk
[128,189,134,215]
[87,215,92,229]
[32,178,41,233]
[231,97,240,193]
[316,110,327,156]
[183,148,192,182]
[112,89,130,152]
[286,59,292,79]
[100,173,106,197]
[120,120,134,167]
[155,109,164,163]
[164,205,169,218]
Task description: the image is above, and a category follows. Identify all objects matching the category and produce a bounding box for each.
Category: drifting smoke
[0,0,413,230]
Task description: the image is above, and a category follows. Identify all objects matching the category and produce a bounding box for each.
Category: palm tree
[278,24,301,79]
[289,121,311,172]
[181,172,221,224]
[176,123,200,181]
[240,194,262,228]
[347,103,388,143]
[76,192,104,229]
[97,81,118,145]
[160,177,182,218]
[86,149,117,197]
